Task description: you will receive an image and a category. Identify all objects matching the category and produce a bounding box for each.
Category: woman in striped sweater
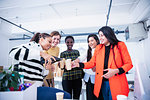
[9,33,55,84]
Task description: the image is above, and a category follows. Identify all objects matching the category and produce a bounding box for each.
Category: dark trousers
[96,87,104,100]
[62,78,82,99]
[85,79,97,100]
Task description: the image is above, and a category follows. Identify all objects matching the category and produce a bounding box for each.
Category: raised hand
[40,51,56,65]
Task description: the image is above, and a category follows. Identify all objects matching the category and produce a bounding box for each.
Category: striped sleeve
[9,45,28,61]
[9,43,41,61]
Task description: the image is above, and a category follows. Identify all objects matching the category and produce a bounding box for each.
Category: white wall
[0,20,11,68]
[143,19,150,75]
[0,19,29,68]
[125,19,150,75]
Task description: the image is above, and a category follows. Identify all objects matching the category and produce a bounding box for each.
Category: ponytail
[30,32,51,43]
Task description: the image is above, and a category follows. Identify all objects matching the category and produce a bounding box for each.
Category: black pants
[62,79,82,99]
[96,89,104,100]
[85,79,97,100]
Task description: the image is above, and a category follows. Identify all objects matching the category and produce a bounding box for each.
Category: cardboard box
[0,66,3,73]
[0,82,42,100]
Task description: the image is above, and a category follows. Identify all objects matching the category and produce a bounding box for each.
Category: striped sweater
[9,41,47,83]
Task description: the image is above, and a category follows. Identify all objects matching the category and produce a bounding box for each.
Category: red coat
[83,42,133,100]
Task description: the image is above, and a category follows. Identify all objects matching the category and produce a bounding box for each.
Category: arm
[40,51,55,65]
[9,43,41,61]
[118,42,133,72]
[102,42,133,79]
[9,43,55,64]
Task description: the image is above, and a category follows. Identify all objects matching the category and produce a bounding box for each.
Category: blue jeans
[101,81,112,100]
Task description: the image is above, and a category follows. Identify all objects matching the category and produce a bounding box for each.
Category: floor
[128,91,134,100]
[79,86,135,100]
[54,77,135,100]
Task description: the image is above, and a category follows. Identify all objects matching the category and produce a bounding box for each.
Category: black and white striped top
[9,41,47,83]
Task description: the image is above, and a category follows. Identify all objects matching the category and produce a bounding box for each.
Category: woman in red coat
[72,26,133,100]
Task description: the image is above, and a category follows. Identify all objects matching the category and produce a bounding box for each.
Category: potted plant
[0,65,21,91]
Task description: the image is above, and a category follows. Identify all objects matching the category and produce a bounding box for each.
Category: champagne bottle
[50,56,63,64]
[41,56,64,64]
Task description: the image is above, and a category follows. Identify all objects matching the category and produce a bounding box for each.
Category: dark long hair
[30,32,51,43]
[87,34,100,61]
[98,26,120,47]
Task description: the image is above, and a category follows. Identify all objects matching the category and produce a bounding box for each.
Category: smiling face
[99,31,110,46]
[65,38,74,51]
[88,37,98,49]
[39,37,52,50]
[52,35,61,47]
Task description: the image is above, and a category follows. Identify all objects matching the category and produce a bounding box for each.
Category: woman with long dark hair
[9,32,55,84]
[74,34,103,100]
[72,26,133,100]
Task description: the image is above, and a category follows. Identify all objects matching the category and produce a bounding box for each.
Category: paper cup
[56,92,64,100]
[60,59,65,69]
[53,62,58,72]
[117,95,127,100]
[57,67,61,77]
[65,59,72,70]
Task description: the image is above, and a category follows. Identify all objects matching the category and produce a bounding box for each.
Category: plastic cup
[117,95,127,100]
[56,92,64,100]
[65,59,72,70]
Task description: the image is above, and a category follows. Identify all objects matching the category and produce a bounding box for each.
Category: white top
[78,48,96,84]
[9,41,47,83]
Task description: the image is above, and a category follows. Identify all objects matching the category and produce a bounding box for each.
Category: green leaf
[0,65,21,91]
[0,73,6,80]
[8,65,12,70]
[4,79,8,87]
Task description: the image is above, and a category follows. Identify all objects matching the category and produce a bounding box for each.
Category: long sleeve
[117,42,133,73]
[9,42,42,61]
[9,42,45,82]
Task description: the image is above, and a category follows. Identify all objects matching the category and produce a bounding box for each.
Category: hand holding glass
[65,59,72,70]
